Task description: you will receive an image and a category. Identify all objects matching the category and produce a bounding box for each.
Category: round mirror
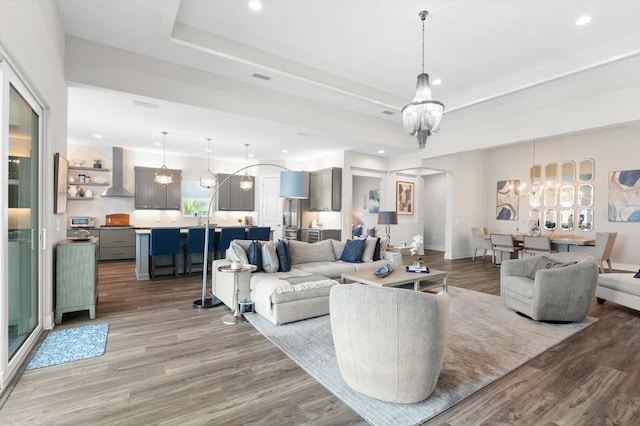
[579,159,594,182]
[544,208,557,231]
[545,163,558,186]
[578,183,594,207]
[560,185,575,208]
[561,161,575,183]
[544,186,558,207]
[560,209,574,231]
[578,208,594,231]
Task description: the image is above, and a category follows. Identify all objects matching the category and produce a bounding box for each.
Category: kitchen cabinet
[215,173,255,211]
[98,228,136,260]
[300,228,341,243]
[135,166,182,210]
[55,237,98,323]
[309,168,342,211]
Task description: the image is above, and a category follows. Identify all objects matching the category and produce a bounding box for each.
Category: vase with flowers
[409,234,424,268]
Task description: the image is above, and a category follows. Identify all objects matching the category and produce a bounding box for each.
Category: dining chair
[523,236,555,257]
[184,228,216,275]
[217,227,247,259]
[471,227,493,261]
[246,226,271,241]
[569,232,618,273]
[149,228,181,279]
[490,233,523,265]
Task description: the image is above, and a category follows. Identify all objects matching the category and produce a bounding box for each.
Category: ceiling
[57,0,640,162]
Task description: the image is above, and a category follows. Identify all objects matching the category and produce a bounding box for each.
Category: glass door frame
[0,54,45,390]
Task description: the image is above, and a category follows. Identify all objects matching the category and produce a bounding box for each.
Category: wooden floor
[2,252,640,425]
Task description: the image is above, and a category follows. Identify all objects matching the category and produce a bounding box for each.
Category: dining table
[483,233,595,254]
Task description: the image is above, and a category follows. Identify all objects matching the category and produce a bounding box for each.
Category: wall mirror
[578,183,594,207]
[530,164,542,186]
[579,159,594,182]
[545,162,558,186]
[544,208,557,231]
[560,185,575,208]
[528,209,541,236]
[528,190,541,208]
[561,161,575,183]
[578,208,594,231]
[544,186,557,207]
[560,209,574,231]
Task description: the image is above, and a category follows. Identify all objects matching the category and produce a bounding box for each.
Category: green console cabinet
[55,237,98,324]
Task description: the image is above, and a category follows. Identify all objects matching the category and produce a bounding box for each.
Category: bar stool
[217,227,246,259]
[246,227,271,241]
[184,228,217,275]
[149,228,181,279]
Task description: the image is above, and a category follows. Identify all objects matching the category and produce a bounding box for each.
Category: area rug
[245,287,596,426]
[26,323,109,370]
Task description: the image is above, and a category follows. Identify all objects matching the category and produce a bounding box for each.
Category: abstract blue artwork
[497,180,519,220]
[608,170,640,222]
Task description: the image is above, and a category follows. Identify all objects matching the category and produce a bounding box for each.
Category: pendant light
[239,143,253,191]
[200,138,216,189]
[402,11,445,149]
[154,131,173,185]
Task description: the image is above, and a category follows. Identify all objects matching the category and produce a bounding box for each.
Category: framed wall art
[496,179,519,220]
[608,169,640,222]
[368,189,380,213]
[396,181,414,215]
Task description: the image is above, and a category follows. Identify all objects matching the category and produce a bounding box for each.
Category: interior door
[260,177,282,240]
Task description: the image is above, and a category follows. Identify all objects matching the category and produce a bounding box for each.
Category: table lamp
[377,211,397,244]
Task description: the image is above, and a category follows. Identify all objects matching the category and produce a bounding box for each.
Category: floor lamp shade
[377,211,398,225]
[280,171,309,199]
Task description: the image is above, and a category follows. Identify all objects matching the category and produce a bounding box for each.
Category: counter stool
[150,228,181,279]
[184,228,216,275]
[247,227,271,241]
[217,227,247,259]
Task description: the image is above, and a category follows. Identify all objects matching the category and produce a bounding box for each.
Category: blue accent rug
[26,323,109,370]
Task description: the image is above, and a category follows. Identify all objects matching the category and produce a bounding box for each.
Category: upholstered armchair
[500,252,598,322]
[330,284,449,403]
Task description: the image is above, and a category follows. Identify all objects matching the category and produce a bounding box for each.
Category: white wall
[422,173,446,251]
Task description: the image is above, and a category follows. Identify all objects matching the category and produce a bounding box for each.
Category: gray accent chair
[330,284,449,403]
[500,252,598,322]
[569,232,618,273]
[523,236,556,256]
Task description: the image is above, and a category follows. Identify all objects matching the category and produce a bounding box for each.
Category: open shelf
[68,197,94,201]
[69,166,110,172]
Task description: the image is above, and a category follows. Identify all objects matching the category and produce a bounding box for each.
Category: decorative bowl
[374,264,393,278]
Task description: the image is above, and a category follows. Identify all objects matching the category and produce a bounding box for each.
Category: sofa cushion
[248,240,263,272]
[598,273,640,297]
[340,238,367,263]
[527,256,578,279]
[331,239,346,259]
[297,261,357,279]
[276,239,292,272]
[271,280,338,304]
[229,240,249,264]
[361,237,380,263]
[261,241,279,273]
[288,239,335,265]
[284,274,331,285]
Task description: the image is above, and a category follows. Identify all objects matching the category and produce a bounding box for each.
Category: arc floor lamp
[194,164,309,309]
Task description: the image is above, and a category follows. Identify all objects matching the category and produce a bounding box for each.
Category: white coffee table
[341,267,448,293]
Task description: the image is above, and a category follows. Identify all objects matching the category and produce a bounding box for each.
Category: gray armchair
[330,284,449,403]
[500,252,598,322]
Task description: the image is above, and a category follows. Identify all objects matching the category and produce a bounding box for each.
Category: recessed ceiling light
[248,153,255,158]
[248,0,262,11]
[205,148,211,152]
[576,15,592,26]
[281,149,288,154]
[154,142,162,146]
[432,78,442,85]
[93,134,103,139]
[378,150,385,154]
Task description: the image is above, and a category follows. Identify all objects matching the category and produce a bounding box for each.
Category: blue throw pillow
[352,226,363,237]
[248,240,263,272]
[340,238,367,263]
[276,239,292,272]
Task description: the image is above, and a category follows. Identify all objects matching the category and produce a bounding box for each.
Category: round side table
[218,264,257,325]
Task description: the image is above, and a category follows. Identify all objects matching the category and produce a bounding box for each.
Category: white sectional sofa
[596,273,640,311]
[211,238,401,324]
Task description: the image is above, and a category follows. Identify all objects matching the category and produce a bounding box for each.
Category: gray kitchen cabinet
[300,228,342,243]
[309,168,342,211]
[215,173,255,211]
[135,166,182,210]
[55,237,98,323]
[98,229,136,260]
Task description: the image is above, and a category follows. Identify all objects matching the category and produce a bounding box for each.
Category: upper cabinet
[215,173,255,211]
[134,166,182,210]
[309,167,342,211]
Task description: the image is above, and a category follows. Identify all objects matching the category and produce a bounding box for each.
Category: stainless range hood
[101,147,134,197]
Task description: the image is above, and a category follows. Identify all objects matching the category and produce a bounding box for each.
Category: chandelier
[239,144,253,191]
[200,138,216,189]
[402,11,445,149]
[154,131,173,185]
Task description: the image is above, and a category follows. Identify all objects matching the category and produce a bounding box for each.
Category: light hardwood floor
[1,251,639,425]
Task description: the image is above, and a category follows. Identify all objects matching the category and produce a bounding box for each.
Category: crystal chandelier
[154,131,173,185]
[239,143,253,191]
[402,11,445,149]
[200,138,216,189]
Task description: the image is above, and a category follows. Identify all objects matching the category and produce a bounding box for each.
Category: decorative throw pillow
[229,240,249,264]
[352,225,363,237]
[365,227,377,237]
[261,241,279,273]
[340,238,367,263]
[527,256,578,280]
[276,239,292,272]
[247,240,263,272]
[378,237,389,254]
[361,236,380,263]
[289,239,335,264]
[372,238,382,261]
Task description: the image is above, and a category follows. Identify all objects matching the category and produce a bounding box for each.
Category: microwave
[69,217,95,228]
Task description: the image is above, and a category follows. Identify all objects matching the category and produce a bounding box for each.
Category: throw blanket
[254,278,338,314]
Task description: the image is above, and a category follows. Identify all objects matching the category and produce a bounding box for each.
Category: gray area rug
[245,287,596,426]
